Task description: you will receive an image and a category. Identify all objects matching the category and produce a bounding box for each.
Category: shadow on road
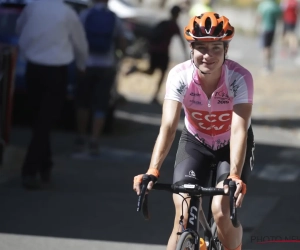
[0,100,300,248]
[252,118,300,130]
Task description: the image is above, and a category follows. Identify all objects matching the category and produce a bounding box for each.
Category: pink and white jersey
[165,59,254,150]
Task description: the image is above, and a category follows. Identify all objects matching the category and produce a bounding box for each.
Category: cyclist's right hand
[133,168,160,195]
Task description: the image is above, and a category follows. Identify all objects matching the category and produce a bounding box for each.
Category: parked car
[0,0,163,132]
[0,1,87,130]
[0,0,163,92]
[0,0,91,94]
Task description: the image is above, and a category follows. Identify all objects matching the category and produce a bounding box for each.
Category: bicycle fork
[179,196,202,249]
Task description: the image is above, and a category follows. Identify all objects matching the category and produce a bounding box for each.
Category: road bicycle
[136,165,239,250]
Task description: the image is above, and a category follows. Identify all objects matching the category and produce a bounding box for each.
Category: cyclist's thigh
[215,126,255,185]
[241,126,255,184]
[173,126,213,187]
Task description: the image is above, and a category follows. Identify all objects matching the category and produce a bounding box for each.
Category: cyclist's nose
[203,52,213,59]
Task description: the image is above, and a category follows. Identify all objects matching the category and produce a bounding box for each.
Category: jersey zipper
[208,94,213,138]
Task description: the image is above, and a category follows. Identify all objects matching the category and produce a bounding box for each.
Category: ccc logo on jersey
[187,110,232,136]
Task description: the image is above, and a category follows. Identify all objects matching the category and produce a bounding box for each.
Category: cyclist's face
[192,41,227,74]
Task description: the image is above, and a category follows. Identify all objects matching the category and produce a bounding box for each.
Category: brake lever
[229,180,240,228]
[137,182,147,212]
[142,194,150,220]
[137,175,151,220]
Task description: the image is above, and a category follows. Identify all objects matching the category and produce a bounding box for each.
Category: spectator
[256,0,282,74]
[280,0,299,56]
[126,5,187,103]
[16,0,88,189]
[74,0,127,156]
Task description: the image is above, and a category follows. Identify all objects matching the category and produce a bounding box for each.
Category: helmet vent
[194,22,202,36]
[226,30,233,36]
[213,22,223,36]
[205,17,212,34]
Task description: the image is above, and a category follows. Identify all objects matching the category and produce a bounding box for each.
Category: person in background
[125,5,187,104]
[256,0,282,74]
[280,0,299,56]
[74,0,127,156]
[16,0,88,189]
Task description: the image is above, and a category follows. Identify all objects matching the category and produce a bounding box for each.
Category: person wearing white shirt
[16,0,89,189]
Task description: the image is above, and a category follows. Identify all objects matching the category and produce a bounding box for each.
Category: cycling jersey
[165,59,254,150]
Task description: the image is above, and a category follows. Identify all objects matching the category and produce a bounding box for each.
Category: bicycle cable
[180,194,190,223]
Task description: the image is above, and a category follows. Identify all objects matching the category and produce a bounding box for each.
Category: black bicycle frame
[182,194,218,250]
[182,166,219,250]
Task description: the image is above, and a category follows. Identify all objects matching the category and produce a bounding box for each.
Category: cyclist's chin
[199,66,212,74]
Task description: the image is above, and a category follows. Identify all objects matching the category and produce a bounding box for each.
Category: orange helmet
[184,12,235,43]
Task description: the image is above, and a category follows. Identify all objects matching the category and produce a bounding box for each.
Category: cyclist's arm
[229,103,252,177]
[148,99,182,171]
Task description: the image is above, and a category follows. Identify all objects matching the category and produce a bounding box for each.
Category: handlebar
[137,180,240,228]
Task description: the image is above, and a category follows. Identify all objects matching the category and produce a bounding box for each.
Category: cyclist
[133,12,255,250]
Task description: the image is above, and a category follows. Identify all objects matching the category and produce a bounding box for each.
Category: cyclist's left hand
[133,168,160,195]
[223,174,246,208]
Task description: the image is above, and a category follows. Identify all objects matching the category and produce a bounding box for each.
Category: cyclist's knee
[211,189,230,225]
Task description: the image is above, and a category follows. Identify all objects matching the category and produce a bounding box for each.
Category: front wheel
[176,231,196,250]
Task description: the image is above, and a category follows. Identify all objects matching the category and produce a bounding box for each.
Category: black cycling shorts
[173,125,255,187]
[262,30,275,48]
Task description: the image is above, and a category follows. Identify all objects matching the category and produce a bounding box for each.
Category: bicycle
[136,165,240,250]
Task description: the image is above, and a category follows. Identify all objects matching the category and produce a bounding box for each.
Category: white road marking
[0,233,166,250]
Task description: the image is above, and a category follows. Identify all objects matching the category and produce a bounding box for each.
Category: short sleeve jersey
[165,59,254,151]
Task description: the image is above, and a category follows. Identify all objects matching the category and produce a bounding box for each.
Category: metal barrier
[0,45,17,166]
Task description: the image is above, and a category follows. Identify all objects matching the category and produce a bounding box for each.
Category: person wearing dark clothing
[126,5,187,103]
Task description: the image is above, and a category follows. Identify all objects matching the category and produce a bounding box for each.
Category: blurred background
[0,0,300,249]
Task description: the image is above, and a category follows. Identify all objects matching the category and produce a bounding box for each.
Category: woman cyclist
[133,12,255,250]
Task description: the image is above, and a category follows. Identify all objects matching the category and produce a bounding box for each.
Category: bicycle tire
[176,231,196,250]
[210,221,223,250]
